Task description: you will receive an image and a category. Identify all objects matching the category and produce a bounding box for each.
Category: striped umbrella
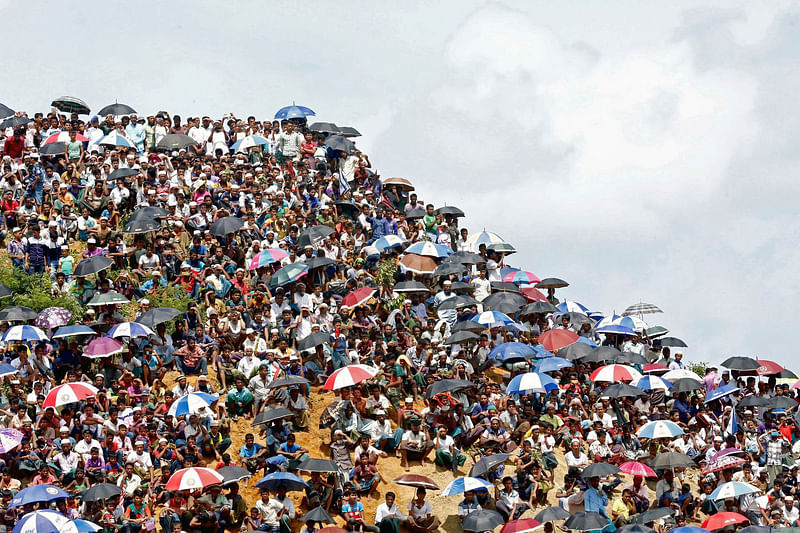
[341,287,376,310]
[708,481,760,500]
[619,461,656,477]
[472,310,515,327]
[590,364,642,383]
[507,372,558,395]
[634,375,672,391]
[636,420,684,439]
[0,428,24,453]
[43,382,98,408]
[165,467,224,491]
[465,230,504,250]
[441,476,494,496]
[374,235,408,252]
[107,322,154,338]
[248,248,289,270]
[83,337,124,358]
[231,135,268,151]
[623,302,663,316]
[167,392,218,417]
[12,510,79,533]
[1,325,49,342]
[502,270,541,285]
[405,241,453,258]
[43,132,88,144]
[34,307,73,329]
[323,364,379,391]
[98,131,135,148]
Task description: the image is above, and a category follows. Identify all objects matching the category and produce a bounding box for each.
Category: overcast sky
[3,1,797,367]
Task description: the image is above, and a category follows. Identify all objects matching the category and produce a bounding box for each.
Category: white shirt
[375,503,407,523]
[471,277,491,301]
[407,500,433,519]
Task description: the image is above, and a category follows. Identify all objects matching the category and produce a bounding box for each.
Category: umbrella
[653,337,687,347]
[107,322,154,338]
[0,103,13,119]
[619,461,656,477]
[520,287,549,303]
[487,242,516,254]
[166,467,224,491]
[580,463,620,478]
[534,506,571,522]
[251,407,295,426]
[393,281,430,293]
[218,466,252,484]
[443,331,479,345]
[323,364,379,390]
[373,235,408,252]
[446,251,485,265]
[0,117,31,131]
[87,292,130,306]
[405,241,452,258]
[701,513,748,530]
[465,230,504,249]
[98,132,136,148]
[520,301,558,315]
[332,200,360,219]
[108,168,139,181]
[564,512,609,531]
[709,447,747,461]
[209,216,245,236]
[636,420,684,439]
[405,207,426,220]
[167,392,218,417]
[653,451,695,469]
[603,383,644,398]
[130,206,169,219]
[503,270,541,284]
[399,254,436,275]
[463,510,504,532]
[341,287,376,310]
[721,356,760,371]
[739,527,771,533]
[269,263,309,288]
[488,342,537,362]
[73,256,113,277]
[297,225,336,247]
[156,134,197,150]
[98,103,136,115]
[0,428,24,453]
[738,395,769,408]
[768,396,797,409]
[630,508,674,524]
[507,372,558,395]
[425,379,475,399]
[701,455,747,475]
[297,458,339,473]
[472,310,515,327]
[12,510,79,533]
[482,292,527,314]
[0,306,36,321]
[383,177,415,191]
[452,320,485,332]
[266,376,310,389]
[535,357,573,373]
[10,484,69,508]
[704,383,739,403]
[643,363,669,374]
[255,472,308,492]
[0,364,16,378]
[83,337,124,358]
[670,377,704,392]
[634,375,672,391]
[392,474,440,490]
[299,507,335,525]
[539,329,579,351]
[52,325,96,338]
[73,521,101,533]
[38,141,65,155]
[325,135,355,153]
[535,278,569,289]
[302,257,337,271]
[309,122,340,134]
[297,332,331,351]
[43,131,88,144]
[469,454,511,477]
[433,263,467,278]
[559,342,595,361]
[580,346,622,363]
[590,364,642,383]
[756,360,784,375]
[43,382,98,408]
[339,126,361,137]
[618,352,649,365]
[231,135,269,151]
[490,281,522,294]
[136,307,181,328]
[81,483,122,502]
[0,283,10,298]
[618,526,656,533]
[1,325,49,342]
[274,105,315,120]
[596,324,637,336]
[441,476,494,496]
[249,248,290,270]
[623,302,663,316]
[434,205,465,217]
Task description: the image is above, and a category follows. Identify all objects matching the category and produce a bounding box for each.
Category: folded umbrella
[462,510,504,533]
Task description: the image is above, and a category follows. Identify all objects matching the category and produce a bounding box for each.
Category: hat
[210,420,219,427]
[87,238,96,244]
[159,438,168,444]
[245,327,254,334]
[714,436,723,442]
[289,355,299,361]
[375,409,386,415]
[60,427,69,433]
[140,298,150,305]
[334,429,344,436]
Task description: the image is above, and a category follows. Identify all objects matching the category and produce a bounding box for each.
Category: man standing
[434,280,457,327]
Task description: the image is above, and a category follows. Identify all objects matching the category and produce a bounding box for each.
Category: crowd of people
[0,101,798,533]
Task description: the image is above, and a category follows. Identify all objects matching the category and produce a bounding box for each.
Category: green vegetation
[0,269,84,320]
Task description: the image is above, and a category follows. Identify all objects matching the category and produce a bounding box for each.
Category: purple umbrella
[34,307,73,329]
[0,428,24,453]
[710,447,747,462]
[84,337,124,359]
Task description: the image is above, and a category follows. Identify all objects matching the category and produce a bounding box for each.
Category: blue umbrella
[531,345,555,358]
[10,485,70,508]
[2,325,49,342]
[52,325,97,338]
[669,528,711,533]
[106,322,154,339]
[73,521,101,533]
[13,510,78,533]
[556,300,590,314]
[595,324,637,336]
[441,476,493,496]
[167,392,218,417]
[704,383,739,404]
[535,357,573,373]
[230,135,268,151]
[577,337,598,347]
[488,342,537,362]
[0,364,17,378]
[255,472,308,492]
[472,310,515,326]
[274,105,315,120]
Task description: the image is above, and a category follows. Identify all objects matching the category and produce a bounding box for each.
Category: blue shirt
[239,442,262,458]
[584,487,609,517]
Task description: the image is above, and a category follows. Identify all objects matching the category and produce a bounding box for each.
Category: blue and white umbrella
[577,336,598,347]
[704,383,739,404]
[73,520,101,533]
[274,105,315,120]
[167,392,218,418]
[52,325,97,338]
[10,485,69,509]
[635,375,672,391]
[595,324,637,336]
[636,420,684,439]
[441,476,494,496]
[535,357,574,373]
[556,301,590,314]
[708,481,760,500]
[98,131,135,148]
[488,342,537,362]
[405,241,453,258]
[0,364,17,378]
[597,314,648,333]
[231,135,269,151]
[107,322,154,339]
[465,230,504,251]
[2,325,49,342]
[507,372,558,395]
[12,510,79,533]
[374,235,408,252]
[472,311,515,327]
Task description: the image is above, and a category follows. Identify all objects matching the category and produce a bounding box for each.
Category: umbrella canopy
[539,329,579,351]
[721,356,760,371]
[520,286,549,303]
[81,483,122,502]
[441,476,494,496]
[443,331,480,345]
[341,287,376,310]
[465,230,504,249]
[580,346,622,363]
[325,134,355,153]
[10,485,69,508]
[490,281,522,294]
[166,467,224,491]
[0,428,24,453]
[392,474,440,490]
[472,310,515,327]
[623,302,663,315]
[630,508,674,525]
[603,383,644,398]
[98,132,136,148]
[266,376,310,390]
[297,332,331,351]
[580,462,620,478]
[12,510,79,533]
[469,453,511,477]
[482,292,527,314]
[255,471,308,492]
[520,301,558,316]
[0,103,13,119]
[274,105,315,120]
[618,526,657,533]
[445,251,485,265]
[507,372,558,395]
[167,392,218,417]
[0,282,10,298]
[373,235,408,252]
[87,291,130,306]
[535,277,569,289]
[636,420,684,439]
[309,122,340,134]
[653,337,687,347]
[231,135,269,151]
[619,461,656,477]
[1,325,49,342]
[251,407,294,426]
[136,307,181,328]
[433,262,467,278]
[249,248,290,270]
[73,256,113,277]
[701,512,748,530]
[383,177,415,191]
[755,359,784,375]
[297,458,339,473]
[634,375,672,391]
[701,455,747,475]
[269,263,310,288]
[559,342,596,361]
[218,466,253,484]
[156,134,197,150]
[39,141,66,155]
[33,308,72,329]
[653,451,695,469]
[43,131,88,144]
[617,352,648,365]
[98,103,136,115]
[535,357,573,373]
[107,322,154,339]
[393,281,430,294]
[0,306,37,321]
[425,379,475,399]
[670,377,704,392]
[405,207,427,220]
[434,205,465,217]
[130,206,169,219]
[462,510,504,533]
[405,241,452,258]
[108,168,139,181]
[564,512,609,531]
[83,337,124,358]
[488,342,537,362]
[590,364,642,383]
[297,225,335,247]
[502,270,541,284]
[209,216,245,236]
[323,364,379,390]
[704,383,739,403]
[43,382,98,408]
[299,507,335,525]
[0,364,17,378]
[332,200,359,219]
[399,254,436,274]
[340,127,361,137]
[534,506,571,522]
[52,96,90,114]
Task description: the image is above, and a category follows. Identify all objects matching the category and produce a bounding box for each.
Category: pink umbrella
[642,363,669,374]
[520,287,548,303]
[709,447,747,462]
[340,287,376,310]
[619,461,656,477]
[323,364,379,391]
[83,337,124,358]
[702,454,747,475]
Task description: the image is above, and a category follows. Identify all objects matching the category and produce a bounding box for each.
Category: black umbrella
[438,295,479,311]
[721,356,760,371]
[618,524,657,533]
[393,281,430,293]
[618,352,649,365]
[299,506,335,524]
[136,307,181,328]
[738,396,769,408]
[482,292,526,314]
[535,278,569,289]
[297,332,331,351]
[218,466,252,484]
[462,510,504,532]
[156,134,197,151]
[581,346,623,363]
[339,126,361,138]
[444,331,480,345]
[309,122,340,134]
[450,281,473,293]
[325,135,354,153]
[252,407,294,426]
[534,506,571,522]
[433,263,467,277]
[130,206,170,219]
[434,205,465,217]
[255,473,308,492]
[629,507,673,525]
[767,396,797,410]
[445,251,485,265]
[332,200,359,219]
[565,512,609,531]
[559,342,596,361]
[0,103,13,120]
[0,283,11,299]
[51,96,90,115]
[0,306,36,321]
[425,379,475,399]
[520,301,558,315]
[297,458,339,473]
[304,257,338,270]
[451,320,485,332]
[653,451,695,469]
[39,142,65,156]
[98,103,136,115]
[266,376,311,390]
[297,225,335,247]
[123,217,160,234]
[559,311,593,326]
[580,462,620,478]
[405,207,426,220]
[653,337,687,348]
[210,216,245,236]
[603,383,644,398]
[670,377,703,393]
[490,281,521,294]
[81,483,122,502]
[108,168,139,181]
[469,453,511,477]
[0,116,30,129]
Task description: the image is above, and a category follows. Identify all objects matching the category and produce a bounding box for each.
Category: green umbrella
[268,263,309,288]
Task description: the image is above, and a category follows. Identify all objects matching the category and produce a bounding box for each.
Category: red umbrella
[702,455,747,475]
[642,363,669,374]
[619,461,656,477]
[323,364,379,391]
[340,287,376,310]
[540,329,578,352]
[756,359,784,375]
[520,287,548,303]
[501,519,543,533]
[701,512,748,530]
[43,132,89,144]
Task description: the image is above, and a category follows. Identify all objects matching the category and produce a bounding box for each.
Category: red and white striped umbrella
[43,382,98,408]
[619,461,656,477]
[43,132,89,144]
[590,364,642,383]
[340,287,376,310]
[323,364,379,390]
[165,467,224,491]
